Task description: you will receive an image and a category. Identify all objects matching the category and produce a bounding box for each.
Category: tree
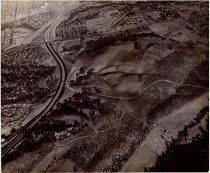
[134,39,138,50]
[74,120,80,127]
[73,166,77,172]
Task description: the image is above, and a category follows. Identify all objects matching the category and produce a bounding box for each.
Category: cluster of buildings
[2,64,54,105]
[173,1,205,7]
[2,11,55,31]
[55,25,88,39]
[73,8,100,22]
[86,15,120,32]
[188,11,208,37]
[1,11,55,49]
[55,1,186,43]
[122,15,146,26]
[53,0,208,63]
[55,2,122,39]
[1,104,33,139]
[17,12,55,30]
[2,45,41,65]
[1,1,48,19]
[1,28,13,49]
[55,2,115,39]
[1,45,56,139]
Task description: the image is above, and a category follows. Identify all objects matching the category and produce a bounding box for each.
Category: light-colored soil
[121,92,208,172]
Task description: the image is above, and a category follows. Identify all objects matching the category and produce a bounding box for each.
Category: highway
[44,13,65,43]
[1,42,67,158]
[2,2,81,158]
[2,32,67,159]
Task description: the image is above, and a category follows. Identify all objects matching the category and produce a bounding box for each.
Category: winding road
[32,101,126,172]
[53,101,125,148]
[93,79,208,100]
[35,77,208,171]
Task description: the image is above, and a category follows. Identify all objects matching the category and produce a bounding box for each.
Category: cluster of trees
[85,36,116,52]
[160,8,181,20]
[2,64,56,105]
[70,67,95,85]
[72,91,101,109]
[76,68,95,83]
[85,31,156,54]
[53,86,102,122]
[59,1,116,27]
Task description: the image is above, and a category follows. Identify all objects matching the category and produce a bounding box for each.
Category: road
[32,101,125,172]
[1,17,67,158]
[1,42,67,158]
[44,13,65,43]
[4,12,58,51]
[2,1,81,158]
[53,101,125,148]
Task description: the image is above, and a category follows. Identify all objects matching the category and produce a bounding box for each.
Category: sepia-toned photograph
[1,0,209,172]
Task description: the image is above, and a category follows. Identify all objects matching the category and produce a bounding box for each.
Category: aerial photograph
[1,0,209,172]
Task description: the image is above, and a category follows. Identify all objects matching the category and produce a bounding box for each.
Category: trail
[93,79,208,100]
[33,102,125,172]
[53,101,125,148]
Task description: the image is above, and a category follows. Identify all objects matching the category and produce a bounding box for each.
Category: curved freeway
[2,2,81,158]
[1,41,67,158]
